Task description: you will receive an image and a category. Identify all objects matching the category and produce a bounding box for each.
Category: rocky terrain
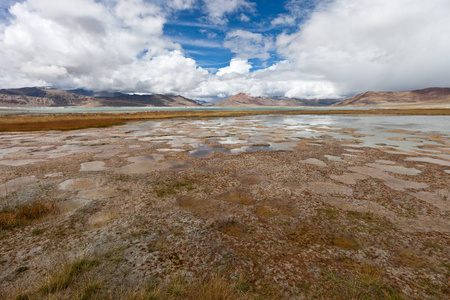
[1,87,450,109]
[0,88,200,107]
[333,87,450,108]
[0,114,449,299]
[212,93,339,107]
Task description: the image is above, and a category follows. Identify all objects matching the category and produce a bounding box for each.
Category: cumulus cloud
[1,0,450,101]
[202,0,255,24]
[271,0,323,27]
[276,0,450,94]
[224,30,273,60]
[165,0,197,11]
[216,58,251,76]
[0,0,206,91]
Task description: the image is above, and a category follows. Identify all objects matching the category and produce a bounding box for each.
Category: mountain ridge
[1,87,449,108]
[332,87,450,108]
[0,88,200,107]
[212,93,340,107]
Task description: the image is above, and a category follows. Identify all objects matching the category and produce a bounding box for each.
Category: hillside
[0,88,201,107]
[333,87,450,108]
[212,93,339,107]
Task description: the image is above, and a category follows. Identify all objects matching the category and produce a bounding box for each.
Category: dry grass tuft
[176,196,224,217]
[255,205,279,218]
[0,201,59,229]
[236,174,261,185]
[392,248,437,269]
[216,189,254,205]
[39,258,99,295]
[287,223,359,250]
[125,274,247,300]
[217,220,247,237]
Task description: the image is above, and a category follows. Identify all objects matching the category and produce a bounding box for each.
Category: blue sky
[0,0,449,101]
[163,0,299,72]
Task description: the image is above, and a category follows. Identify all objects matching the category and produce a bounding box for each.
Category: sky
[0,0,449,101]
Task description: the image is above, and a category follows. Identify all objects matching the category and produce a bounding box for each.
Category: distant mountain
[332,87,450,108]
[212,93,339,107]
[0,87,201,107]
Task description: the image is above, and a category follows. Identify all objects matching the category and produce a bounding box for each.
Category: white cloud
[240,13,250,22]
[202,0,254,24]
[0,0,195,91]
[271,0,323,27]
[1,0,450,101]
[165,0,197,11]
[276,0,450,94]
[216,58,251,76]
[224,30,273,60]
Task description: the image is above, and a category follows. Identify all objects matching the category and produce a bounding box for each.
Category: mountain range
[332,87,450,108]
[211,93,339,107]
[0,87,200,107]
[0,87,449,108]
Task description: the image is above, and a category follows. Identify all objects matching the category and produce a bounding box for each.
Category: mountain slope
[212,93,339,107]
[0,88,201,107]
[333,87,450,108]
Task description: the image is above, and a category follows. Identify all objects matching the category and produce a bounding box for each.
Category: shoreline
[1,108,449,132]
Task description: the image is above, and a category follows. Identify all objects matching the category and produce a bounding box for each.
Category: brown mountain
[333,87,450,108]
[0,87,201,107]
[212,93,339,107]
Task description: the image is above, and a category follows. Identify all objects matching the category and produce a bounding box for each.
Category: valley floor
[0,114,449,299]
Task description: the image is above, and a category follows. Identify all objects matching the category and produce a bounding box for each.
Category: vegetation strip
[0,108,449,132]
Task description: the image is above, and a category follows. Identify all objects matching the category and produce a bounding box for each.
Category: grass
[0,201,58,229]
[216,220,248,237]
[38,258,100,295]
[127,274,247,300]
[1,108,449,131]
[155,178,195,197]
[287,222,359,250]
[318,262,405,300]
[13,268,248,300]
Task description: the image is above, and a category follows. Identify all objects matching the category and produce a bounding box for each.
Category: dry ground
[0,114,449,299]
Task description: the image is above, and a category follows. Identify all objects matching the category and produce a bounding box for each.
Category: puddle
[366,163,421,175]
[80,161,107,172]
[412,190,450,211]
[375,160,396,165]
[94,149,122,159]
[301,158,328,167]
[116,160,193,174]
[349,166,428,191]
[330,173,368,185]
[0,159,46,166]
[59,178,98,190]
[306,182,353,196]
[405,157,450,167]
[324,155,344,162]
